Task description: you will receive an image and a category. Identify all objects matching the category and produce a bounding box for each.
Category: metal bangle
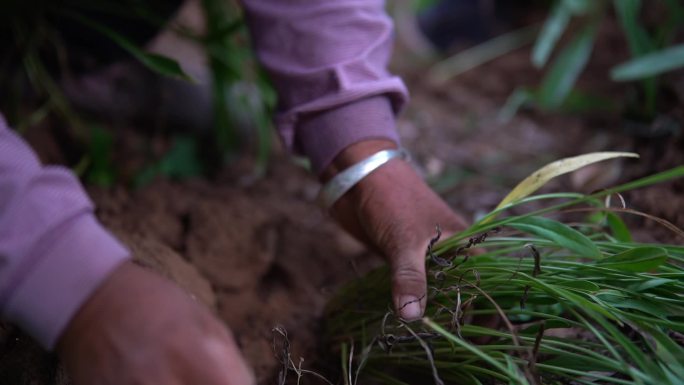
[317,148,409,210]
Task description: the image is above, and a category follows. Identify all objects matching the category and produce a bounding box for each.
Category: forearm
[241,0,408,174]
[0,113,129,349]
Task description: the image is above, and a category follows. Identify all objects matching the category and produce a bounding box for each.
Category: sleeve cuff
[2,214,130,349]
[295,96,401,175]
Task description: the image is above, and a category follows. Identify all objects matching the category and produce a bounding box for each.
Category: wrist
[298,97,401,175]
[319,140,416,212]
[56,261,142,356]
[320,139,398,183]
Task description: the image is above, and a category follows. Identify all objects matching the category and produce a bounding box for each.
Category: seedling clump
[326,157,684,385]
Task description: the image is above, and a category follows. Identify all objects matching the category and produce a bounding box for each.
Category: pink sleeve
[0,114,130,349]
[241,0,409,174]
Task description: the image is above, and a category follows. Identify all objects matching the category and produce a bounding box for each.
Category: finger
[388,208,467,321]
[390,247,427,321]
[183,333,255,385]
[330,196,376,248]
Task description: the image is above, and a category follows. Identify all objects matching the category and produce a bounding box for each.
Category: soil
[1,7,683,385]
[90,162,383,384]
[0,155,380,385]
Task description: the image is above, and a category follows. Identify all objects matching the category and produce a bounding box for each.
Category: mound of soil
[0,157,380,385]
[91,160,382,383]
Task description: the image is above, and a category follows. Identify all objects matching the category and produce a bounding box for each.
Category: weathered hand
[57,261,255,385]
[323,140,468,321]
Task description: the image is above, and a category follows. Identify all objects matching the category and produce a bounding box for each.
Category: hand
[323,140,468,321]
[57,261,255,385]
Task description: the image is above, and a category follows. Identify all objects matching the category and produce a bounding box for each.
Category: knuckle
[374,220,418,256]
[391,262,426,287]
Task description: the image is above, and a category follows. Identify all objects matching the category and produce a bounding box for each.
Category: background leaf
[562,0,593,14]
[613,0,655,56]
[611,44,684,81]
[84,125,116,187]
[64,11,192,81]
[532,2,572,68]
[538,22,598,109]
[135,136,204,187]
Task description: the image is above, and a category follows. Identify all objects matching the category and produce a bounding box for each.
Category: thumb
[390,248,428,321]
[198,335,256,385]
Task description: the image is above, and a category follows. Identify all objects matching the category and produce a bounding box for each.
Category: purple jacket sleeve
[0,114,130,349]
[241,0,409,174]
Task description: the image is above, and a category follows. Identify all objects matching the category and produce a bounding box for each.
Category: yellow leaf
[495,152,639,211]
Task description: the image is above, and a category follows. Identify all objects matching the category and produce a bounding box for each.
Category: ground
[0,9,682,385]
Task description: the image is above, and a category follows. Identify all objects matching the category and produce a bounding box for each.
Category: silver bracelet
[317,148,409,210]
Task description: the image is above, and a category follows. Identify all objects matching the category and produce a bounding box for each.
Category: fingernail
[398,295,422,320]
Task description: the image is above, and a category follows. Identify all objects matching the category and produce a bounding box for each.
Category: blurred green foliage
[83,124,116,187]
[134,135,204,187]
[0,0,275,187]
[62,8,192,81]
[200,0,275,177]
[502,0,684,121]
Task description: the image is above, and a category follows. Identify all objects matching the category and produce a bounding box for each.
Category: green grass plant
[325,165,684,385]
[501,0,684,120]
[1,0,275,184]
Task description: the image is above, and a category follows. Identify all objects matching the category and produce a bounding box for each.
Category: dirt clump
[89,160,377,384]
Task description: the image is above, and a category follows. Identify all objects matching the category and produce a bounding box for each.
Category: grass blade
[611,44,684,81]
[606,213,633,242]
[613,0,654,56]
[62,10,192,81]
[562,0,593,14]
[532,2,572,68]
[428,24,539,85]
[494,152,639,211]
[423,318,528,384]
[595,247,668,272]
[537,22,598,109]
[508,216,601,258]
